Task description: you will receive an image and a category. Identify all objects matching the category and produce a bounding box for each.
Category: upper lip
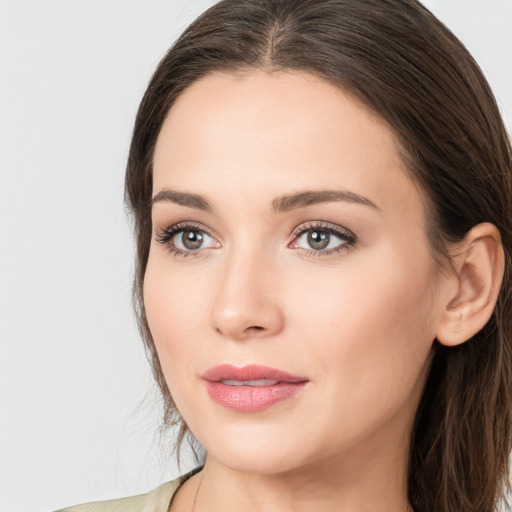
[202,364,308,383]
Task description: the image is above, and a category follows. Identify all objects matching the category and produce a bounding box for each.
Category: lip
[202,364,307,383]
[202,364,309,413]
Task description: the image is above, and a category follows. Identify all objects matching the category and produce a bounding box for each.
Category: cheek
[277,257,436,453]
[143,259,203,371]
[290,248,435,334]
[286,247,438,394]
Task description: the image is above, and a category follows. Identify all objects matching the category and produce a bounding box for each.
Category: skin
[144,70,459,512]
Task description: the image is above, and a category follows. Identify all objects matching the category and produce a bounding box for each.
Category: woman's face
[145,70,446,475]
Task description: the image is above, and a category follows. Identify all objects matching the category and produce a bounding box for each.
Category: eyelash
[155,221,357,258]
[291,221,357,257]
[155,222,215,258]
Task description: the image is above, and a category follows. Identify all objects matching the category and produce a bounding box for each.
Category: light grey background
[0,2,510,511]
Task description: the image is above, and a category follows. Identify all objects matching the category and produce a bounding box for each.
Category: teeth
[220,379,279,386]
[221,380,245,386]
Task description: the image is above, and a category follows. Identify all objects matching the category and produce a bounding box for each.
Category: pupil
[308,230,329,250]
[183,230,203,250]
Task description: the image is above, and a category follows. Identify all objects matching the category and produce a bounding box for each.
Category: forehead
[152,69,423,222]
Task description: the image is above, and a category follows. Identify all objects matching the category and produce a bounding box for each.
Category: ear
[436,222,505,347]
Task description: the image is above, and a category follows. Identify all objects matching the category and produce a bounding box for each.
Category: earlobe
[436,223,505,347]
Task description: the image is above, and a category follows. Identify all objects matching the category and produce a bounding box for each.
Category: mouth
[201,364,309,412]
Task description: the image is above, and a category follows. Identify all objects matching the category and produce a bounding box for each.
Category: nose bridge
[209,238,284,339]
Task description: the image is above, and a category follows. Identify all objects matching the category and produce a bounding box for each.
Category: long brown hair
[125,1,512,510]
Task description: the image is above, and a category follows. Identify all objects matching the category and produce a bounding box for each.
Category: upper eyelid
[157,221,215,237]
[291,220,356,238]
[157,220,354,238]
[295,220,348,229]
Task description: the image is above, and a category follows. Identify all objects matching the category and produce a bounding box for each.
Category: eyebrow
[151,189,213,212]
[151,188,380,213]
[271,189,380,213]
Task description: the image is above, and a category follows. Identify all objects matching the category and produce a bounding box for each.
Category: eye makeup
[155,221,219,258]
[154,220,358,259]
[289,220,357,257]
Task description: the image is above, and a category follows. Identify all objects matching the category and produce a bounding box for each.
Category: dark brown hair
[125,1,512,510]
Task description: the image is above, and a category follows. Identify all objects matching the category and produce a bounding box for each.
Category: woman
[60,0,512,511]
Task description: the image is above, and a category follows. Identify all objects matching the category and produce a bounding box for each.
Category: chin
[211,446,306,476]
[192,419,318,475]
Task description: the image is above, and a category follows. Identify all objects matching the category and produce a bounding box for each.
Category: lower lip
[204,381,308,412]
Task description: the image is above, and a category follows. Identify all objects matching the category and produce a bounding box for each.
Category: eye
[174,229,212,250]
[156,222,219,256]
[290,221,357,255]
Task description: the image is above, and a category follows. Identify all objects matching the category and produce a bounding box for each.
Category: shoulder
[54,468,201,512]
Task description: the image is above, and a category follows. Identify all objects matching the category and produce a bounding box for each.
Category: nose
[209,248,285,341]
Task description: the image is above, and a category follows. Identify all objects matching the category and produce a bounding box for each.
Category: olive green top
[55,468,201,512]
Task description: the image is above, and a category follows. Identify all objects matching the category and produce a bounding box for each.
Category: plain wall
[0,1,510,511]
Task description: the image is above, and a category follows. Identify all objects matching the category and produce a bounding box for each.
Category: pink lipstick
[202,364,309,412]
